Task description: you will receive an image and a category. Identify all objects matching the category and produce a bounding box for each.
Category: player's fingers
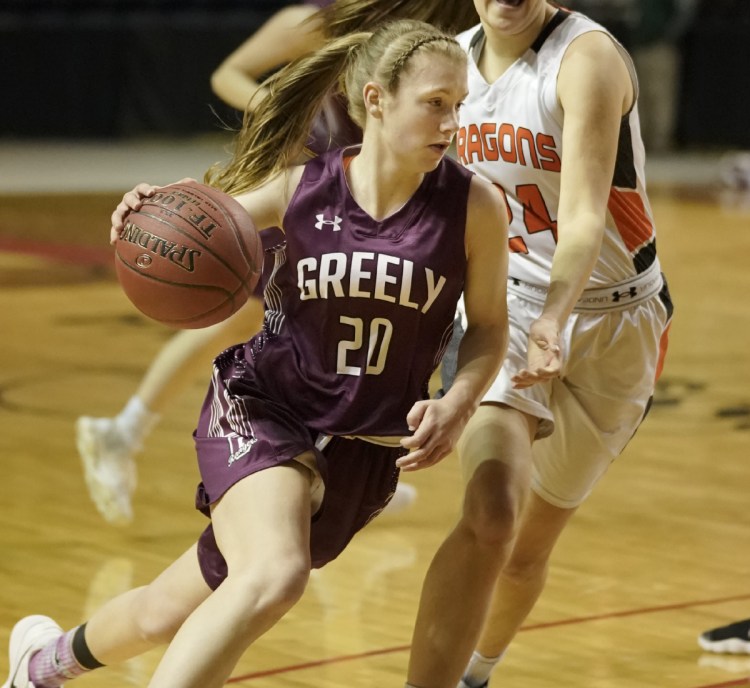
[111,183,159,236]
[513,366,553,380]
[511,367,558,388]
[110,200,136,233]
[397,447,432,471]
[511,370,540,386]
[123,184,156,210]
[533,338,560,354]
[110,203,130,237]
[171,177,197,186]
[398,444,449,472]
[113,198,131,217]
[405,401,428,433]
[400,435,419,450]
[400,425,434,452]
[530,330,561,361]
[135,181,159,195]
[402,418,434,450]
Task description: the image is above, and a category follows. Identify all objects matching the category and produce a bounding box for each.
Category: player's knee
[461,460,525,547]
[227,559,310,622]
[135,586,192,645]
[461,495,519,549]
[258,564,310,611]
[502,549,551,585]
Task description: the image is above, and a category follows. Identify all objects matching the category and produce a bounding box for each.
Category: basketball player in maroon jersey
[4,19,509,688]
[76,0,479,527]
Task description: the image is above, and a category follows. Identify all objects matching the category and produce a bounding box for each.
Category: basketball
[114,181,263,329]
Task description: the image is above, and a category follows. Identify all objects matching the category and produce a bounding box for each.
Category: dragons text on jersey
[457,9,662,289]
[456,122,561,172]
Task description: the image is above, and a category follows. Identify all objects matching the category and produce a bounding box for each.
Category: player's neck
[345,149,423,222]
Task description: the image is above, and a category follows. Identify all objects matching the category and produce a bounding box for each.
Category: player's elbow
[210,66,231,102]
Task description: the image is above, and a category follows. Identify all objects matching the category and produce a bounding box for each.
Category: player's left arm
[546,31,633,321]
[398,176,509,471]
[513,31,634,388]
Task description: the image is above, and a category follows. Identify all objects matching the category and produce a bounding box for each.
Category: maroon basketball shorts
[193,346,405,590]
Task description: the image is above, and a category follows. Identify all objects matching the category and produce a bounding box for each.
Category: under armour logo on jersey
[315,214,342,231]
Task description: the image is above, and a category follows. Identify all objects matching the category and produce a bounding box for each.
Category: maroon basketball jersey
[245,147,474,437]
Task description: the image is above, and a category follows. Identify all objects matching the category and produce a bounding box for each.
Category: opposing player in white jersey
[405,3,673,687]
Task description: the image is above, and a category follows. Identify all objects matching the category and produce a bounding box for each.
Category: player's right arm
[109,166,305,244]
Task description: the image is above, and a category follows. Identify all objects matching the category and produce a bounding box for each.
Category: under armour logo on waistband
[612,286,638,302]
[315,214,342,231]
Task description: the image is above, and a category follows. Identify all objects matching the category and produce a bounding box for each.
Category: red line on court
[226,592,750,684]
[0,235,112,268]
[226,644,411,682]
[521,593,750,631]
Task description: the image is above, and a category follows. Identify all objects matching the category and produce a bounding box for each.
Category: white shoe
[379,482,418,520]
[2,615,63,688]
[76,416,138,526]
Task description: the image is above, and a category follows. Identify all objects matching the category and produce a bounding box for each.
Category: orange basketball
[114,181,263,329]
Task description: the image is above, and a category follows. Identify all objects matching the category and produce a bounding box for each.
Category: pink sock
[29,628,88,688]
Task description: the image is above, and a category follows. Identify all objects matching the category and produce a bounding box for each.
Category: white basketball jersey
[456,10,660,288]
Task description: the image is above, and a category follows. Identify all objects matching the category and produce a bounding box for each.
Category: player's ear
[363,82,384,119]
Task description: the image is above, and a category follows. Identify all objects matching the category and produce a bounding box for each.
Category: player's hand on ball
[110,178,197,243]
[110,183,157,243]
[112,180,262,329]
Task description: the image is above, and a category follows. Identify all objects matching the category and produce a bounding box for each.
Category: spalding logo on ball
[114,181,263,329]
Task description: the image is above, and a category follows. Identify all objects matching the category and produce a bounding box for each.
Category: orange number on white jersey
[493,183,558,254]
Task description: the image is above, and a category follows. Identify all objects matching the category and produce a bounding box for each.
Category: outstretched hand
[109,178,197,244]
[511,316,563,389]
[397,397,471,472]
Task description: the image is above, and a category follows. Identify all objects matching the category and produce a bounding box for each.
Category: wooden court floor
[1,180,749,688]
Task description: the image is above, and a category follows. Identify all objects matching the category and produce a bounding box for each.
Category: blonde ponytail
[206,31,370,195]
[206,20,465,196]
